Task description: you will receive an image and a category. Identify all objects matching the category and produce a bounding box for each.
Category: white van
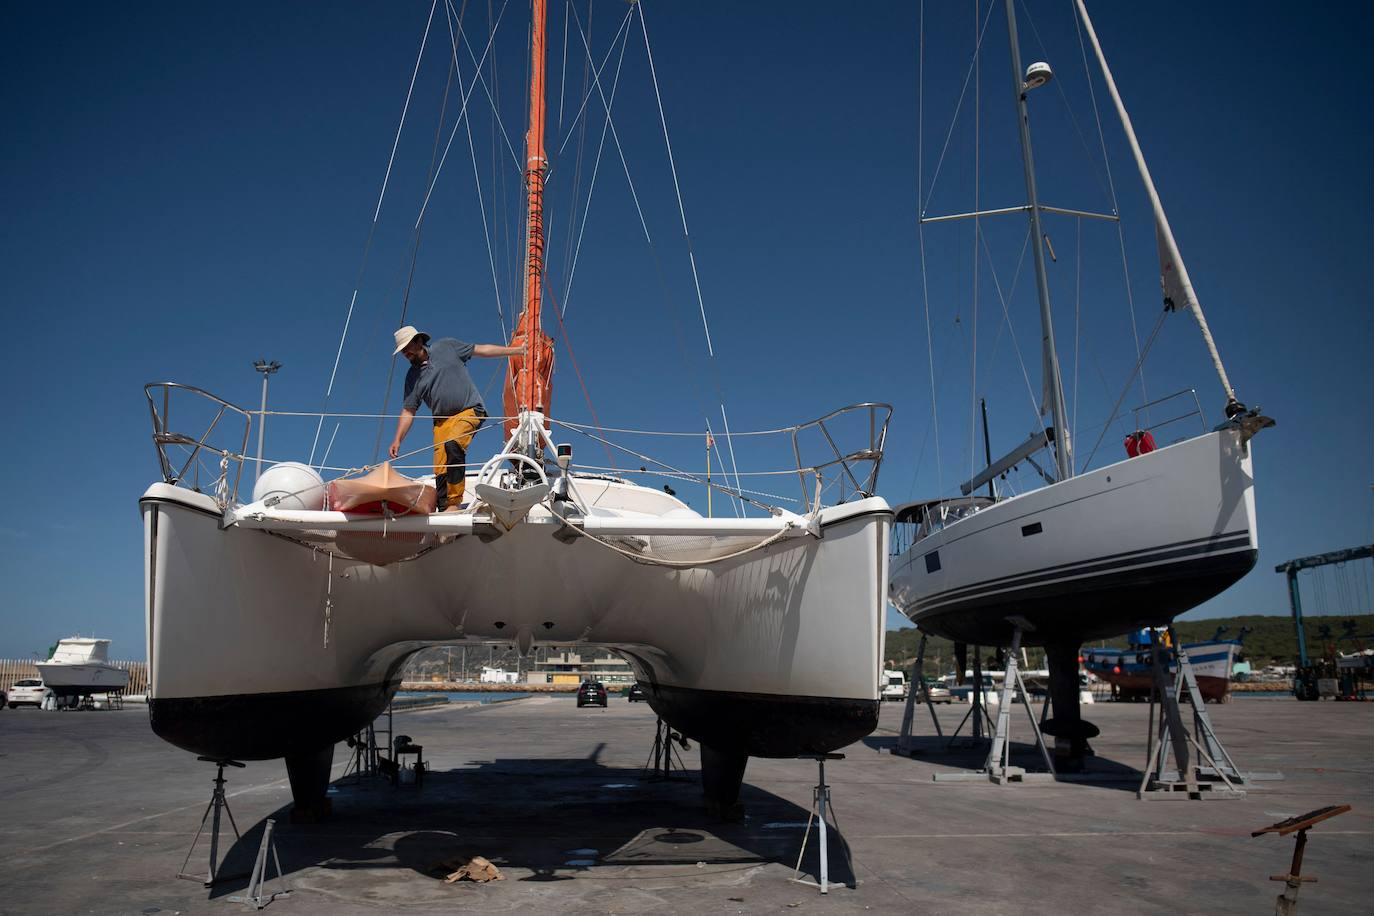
[881,669,908,701]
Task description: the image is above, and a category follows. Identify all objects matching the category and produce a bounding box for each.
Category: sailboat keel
[1041,642,1098,772]
[285,745,335,822]
[699,744,749,821]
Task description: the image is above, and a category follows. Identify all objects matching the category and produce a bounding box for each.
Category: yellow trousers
[433,408,484,510]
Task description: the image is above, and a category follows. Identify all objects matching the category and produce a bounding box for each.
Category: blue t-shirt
[402,338,484,421]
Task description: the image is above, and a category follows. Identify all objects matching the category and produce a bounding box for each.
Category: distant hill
[883,614,1374,673]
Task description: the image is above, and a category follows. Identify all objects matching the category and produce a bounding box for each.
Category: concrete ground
[0,694,1368,915]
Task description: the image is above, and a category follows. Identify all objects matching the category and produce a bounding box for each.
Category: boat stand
[934,622,1055,784]
[342,723,381,782]
[895,634,943,756]
[790,753,851,895]
[178,757,249,886]
[642,717,688,780]
[944,648,992,749]
[228,817,291,909]
[1138,626,1279,799]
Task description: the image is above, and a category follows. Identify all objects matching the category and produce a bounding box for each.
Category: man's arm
[472,343,527,358]
[389,407,417,460]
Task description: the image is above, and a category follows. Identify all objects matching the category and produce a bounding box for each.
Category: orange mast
[504,0,555,441]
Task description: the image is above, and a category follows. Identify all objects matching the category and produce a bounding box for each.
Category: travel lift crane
[1277,544,1374,700]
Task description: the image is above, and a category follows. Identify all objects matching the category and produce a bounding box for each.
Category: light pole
[253,360,281,485]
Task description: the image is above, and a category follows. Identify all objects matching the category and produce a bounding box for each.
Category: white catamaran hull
[889,428,1258,647]
[142,482,890,763]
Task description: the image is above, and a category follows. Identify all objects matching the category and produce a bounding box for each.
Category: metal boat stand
[895,633,944,755]
[178,757,249,886]
[341,723,381,782]
[228,817,291,910]
[934,621,1056,784]
[944,647,992,749]
[1138,626,1281,799]
[642,717,688,780]
[790,753,852,895]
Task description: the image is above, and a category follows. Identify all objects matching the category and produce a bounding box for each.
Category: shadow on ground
[198,745,855,903]
[862,734,1145,789]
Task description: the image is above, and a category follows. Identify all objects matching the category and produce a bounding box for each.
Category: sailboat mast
[519,0,546,409]
[1004,0,1073,481]
[504,0,555,443]
[522,0,548,412]
[1072,0,1238,413]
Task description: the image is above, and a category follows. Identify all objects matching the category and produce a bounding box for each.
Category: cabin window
[924,551,941,573]
[1021,522,1043,537]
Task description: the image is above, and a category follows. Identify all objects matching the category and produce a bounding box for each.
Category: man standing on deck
[388,326,524,512]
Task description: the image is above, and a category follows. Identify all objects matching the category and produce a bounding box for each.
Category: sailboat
[140,0,893,820]
[888,0,1272,765]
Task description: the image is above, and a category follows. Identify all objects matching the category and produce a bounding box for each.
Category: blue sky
[3,1,1371,660]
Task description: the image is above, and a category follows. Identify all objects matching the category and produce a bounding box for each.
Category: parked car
[7,679,53,709]
[626,683,648,702]
[923,681,952,704]
[576,681,608,708]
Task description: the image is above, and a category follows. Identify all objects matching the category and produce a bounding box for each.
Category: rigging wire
[557,3,635,318]
[969,0,981,487]
[541,280,616,468]
[411,0,514,231]
[638,2,713,360]
[637,1,743,515]
[557,0,570,132]
[979,227,1042,442]
[555,0,703,476]
[452,18,525,178]
[1069,0,1148,419]
[554,5,636,160]
[372,4,467,463]
[1079,306,1166,471]
[1071,215,1082,471]
[916,0,944,498]
[309,0,441,466]
[444,0,510,343]
[552,1,596,339]
[922,0,997,217]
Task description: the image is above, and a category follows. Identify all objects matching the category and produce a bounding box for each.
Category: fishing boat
[1082,629,1244,703]
[36,638,130,698]
[141,0,892,819]
[889,0,1271,765]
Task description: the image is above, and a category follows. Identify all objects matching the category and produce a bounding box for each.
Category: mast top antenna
[1023,61,1053,91]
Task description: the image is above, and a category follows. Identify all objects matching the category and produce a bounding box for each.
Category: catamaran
[141,0,892,820]
[889,0,1272,766]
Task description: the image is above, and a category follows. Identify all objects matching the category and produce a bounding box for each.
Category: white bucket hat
[392,326,430,355]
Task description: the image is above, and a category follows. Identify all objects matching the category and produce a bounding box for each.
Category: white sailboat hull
[142,482,891,762]
[889,429,1258,646]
